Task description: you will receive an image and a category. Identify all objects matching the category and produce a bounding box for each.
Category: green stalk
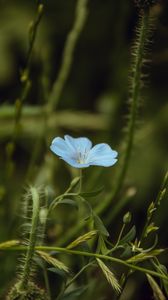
[79,169,83,193]
[6,245,168,282]
[47,0,89,113]
[19,187,40,291]
[14,3,44,140]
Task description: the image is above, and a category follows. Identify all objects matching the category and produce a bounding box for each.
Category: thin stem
[6,246,168,282]
[14,3,44,139]
[5,3,44,179]
[47,0,89,113]
[56,262,93,300]
[43,265,51,300]
[18,187,40,290]
[79,169,83,193]
[66,261,93,289]
[106,224,126,255]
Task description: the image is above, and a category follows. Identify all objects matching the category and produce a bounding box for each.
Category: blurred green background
[0,0,168,299]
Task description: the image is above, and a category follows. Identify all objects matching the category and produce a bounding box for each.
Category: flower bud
[123,212,132,224]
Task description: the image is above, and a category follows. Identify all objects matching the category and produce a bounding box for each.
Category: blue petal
[64,135,92,155]
[50,137,75,158]
[87,143,118,167]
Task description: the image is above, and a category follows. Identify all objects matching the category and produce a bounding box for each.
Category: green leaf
[119,226,136,244]
[79,186,104,198]
[58,199,78,208]
[154,264,168,296]
[120,245,132,259]
[93,213,109,237]
[147,274,166,300]
[97,235,109,254]
[60,286,87,300]
[48,267,67,279]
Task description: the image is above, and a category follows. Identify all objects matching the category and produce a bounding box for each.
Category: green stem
[7,246,168,282]
[14,3,44,138]
[18,187,40,290]
[66,262,93,289]
[47,0,89,113]
[5,4,44,180]
[79,169,83,193]
[43,265,51,300]
[106,224,126,255]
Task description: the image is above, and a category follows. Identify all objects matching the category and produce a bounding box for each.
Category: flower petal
[50,137,74,158]
[87,143,118,167]
[64,135,92,154]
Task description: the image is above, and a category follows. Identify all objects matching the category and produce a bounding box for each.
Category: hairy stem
[96,9,152,216]
[19,187,40,290]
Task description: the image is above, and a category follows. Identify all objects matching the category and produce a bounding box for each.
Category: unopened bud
[123,212,132,224]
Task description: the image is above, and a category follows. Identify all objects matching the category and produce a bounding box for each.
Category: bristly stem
[96,9,152,216]
[19,187,40,291]
[47,0,89,113]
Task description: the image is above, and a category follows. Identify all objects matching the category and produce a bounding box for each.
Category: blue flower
[50,135,118,168]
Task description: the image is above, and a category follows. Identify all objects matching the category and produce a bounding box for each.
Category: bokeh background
[0,0,168,299]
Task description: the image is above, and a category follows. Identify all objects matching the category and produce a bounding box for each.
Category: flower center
[76,148,89,164]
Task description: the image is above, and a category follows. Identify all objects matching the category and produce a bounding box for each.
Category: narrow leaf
[58,199,78,208]
[119,226,136,244]
[93,214,109,237]
[60,286,87,300]
[79,186,104,198]
[147,274,166,300]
